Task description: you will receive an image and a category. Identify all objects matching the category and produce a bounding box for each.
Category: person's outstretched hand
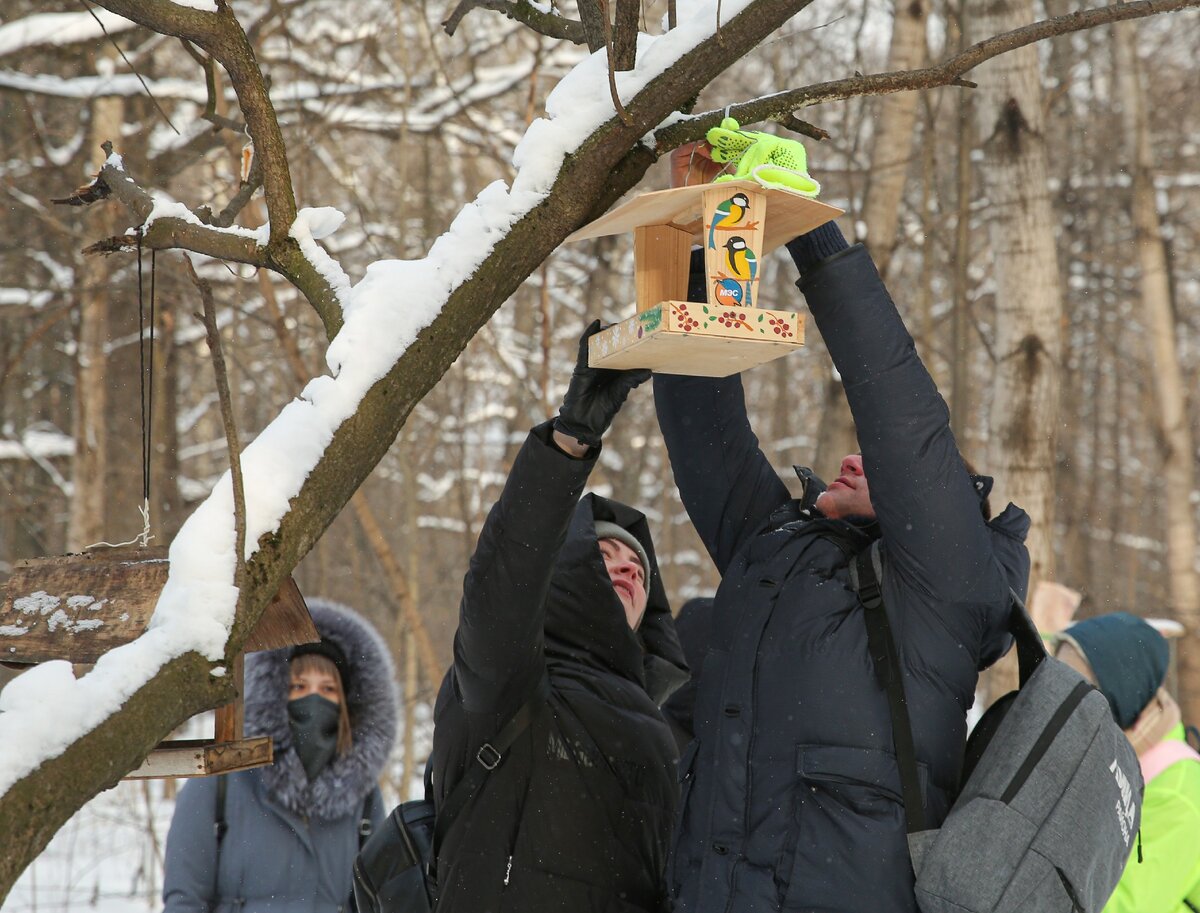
[669,141,724,189]
[553,320,652,449]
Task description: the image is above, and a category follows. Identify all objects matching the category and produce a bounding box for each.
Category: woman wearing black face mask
[162,599,398,913]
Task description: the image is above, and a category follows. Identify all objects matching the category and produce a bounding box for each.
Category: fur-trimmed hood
[245,599,398,821]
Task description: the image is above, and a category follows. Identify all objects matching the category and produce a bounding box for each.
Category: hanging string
[137,230,147,505]
[146,250,156,513]
[86,231,155,549]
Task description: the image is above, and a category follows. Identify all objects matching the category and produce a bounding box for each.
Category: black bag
[353,679,546,913]
[353,797,437,913]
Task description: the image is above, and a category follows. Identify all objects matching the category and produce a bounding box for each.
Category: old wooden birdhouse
[0,546,319,779]
[567,180,842,376]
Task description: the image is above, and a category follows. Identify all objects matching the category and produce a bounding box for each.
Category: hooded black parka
[429,421,688,913]
[654,244,1031,913]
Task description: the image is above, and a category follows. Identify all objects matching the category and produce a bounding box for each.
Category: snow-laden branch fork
[1,0,1198,899]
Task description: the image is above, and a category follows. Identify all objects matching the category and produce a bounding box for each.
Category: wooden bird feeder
[0,546,319,779]
[567,180,843,377]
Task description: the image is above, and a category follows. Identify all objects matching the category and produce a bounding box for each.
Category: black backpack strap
[1008,590,1048,686]
[431,673,549,859]
[358,792,374,850]
[214,773,229,845]
[850,542,927,834]
[851,541,1049,837]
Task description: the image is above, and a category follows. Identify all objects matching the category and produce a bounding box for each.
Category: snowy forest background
[2,0,1199,908]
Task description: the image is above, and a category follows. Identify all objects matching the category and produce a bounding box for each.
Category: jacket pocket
[797,743,929,815]
[667,740,701,898]
[777,744,930,911]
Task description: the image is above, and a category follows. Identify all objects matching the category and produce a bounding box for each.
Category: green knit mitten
[705,117,820,197]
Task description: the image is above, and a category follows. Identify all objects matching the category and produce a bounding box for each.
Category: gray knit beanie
[594,520,651,580]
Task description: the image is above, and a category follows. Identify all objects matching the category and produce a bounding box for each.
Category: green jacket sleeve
[1104,757,1200,913]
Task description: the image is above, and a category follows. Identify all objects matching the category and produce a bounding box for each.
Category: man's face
[600,537,648,630]
[814,453,876,521]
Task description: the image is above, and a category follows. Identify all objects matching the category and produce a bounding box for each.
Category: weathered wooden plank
[245,576,319,653]
[0,548,168,664]
[213,654,245,743]
[124,736,273,779]
[0,545,315,663]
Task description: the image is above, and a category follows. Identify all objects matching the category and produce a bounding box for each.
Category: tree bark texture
[1114,21,1200,722]
[972,0,1063,701]
[67,90,124,551]
[860,0,929,279]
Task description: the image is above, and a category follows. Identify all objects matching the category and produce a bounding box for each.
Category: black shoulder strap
[851,542,926,834]
[850,541,1047,836]
[214,773,229,845]
[358,792,374,850]
[432,674,549,857]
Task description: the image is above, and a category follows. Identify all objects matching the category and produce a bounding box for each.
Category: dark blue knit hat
[1060,612,1169,729]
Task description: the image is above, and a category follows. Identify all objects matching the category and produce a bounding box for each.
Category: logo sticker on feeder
[712,278,745,307]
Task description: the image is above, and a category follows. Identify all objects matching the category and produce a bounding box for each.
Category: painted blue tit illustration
[723,236,757,306]
[708,192,750,249]
[712,278,745,307]
[723,236,757,281]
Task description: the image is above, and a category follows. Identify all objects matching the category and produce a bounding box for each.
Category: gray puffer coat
[162,599,398,913]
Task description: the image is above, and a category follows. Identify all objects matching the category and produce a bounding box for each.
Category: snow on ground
[4,779,172,913]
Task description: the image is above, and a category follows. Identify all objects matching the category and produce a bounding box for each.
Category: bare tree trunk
[972,0,1063,701]
[949,0,974,439]
[68,89,124,551]
[818,0,928,476]
[1114,21,1200,720]
[860,0,929,279]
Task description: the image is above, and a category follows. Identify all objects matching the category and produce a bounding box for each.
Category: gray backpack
[852,543,1143,912]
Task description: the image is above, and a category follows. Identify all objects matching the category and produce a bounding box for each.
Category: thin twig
[79,0,180,134]
[655,0,1200,153]
[599,0,634,125]
[777,114,830,141]
[442,0,586,41]
[185,256,247,592]
[211,154,264,227]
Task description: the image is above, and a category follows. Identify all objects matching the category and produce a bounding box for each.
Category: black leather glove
[553,320,652,448]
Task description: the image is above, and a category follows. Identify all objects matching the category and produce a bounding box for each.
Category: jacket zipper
[353,858,380,911]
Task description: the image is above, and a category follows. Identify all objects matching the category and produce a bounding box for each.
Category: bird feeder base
[125,736,273,779]
[588,300,804,377]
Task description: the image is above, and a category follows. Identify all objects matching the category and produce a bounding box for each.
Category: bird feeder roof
[566,180,844,253]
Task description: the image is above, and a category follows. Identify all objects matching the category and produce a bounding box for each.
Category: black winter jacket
[429,422,688,913]
[654,244,1031,913]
